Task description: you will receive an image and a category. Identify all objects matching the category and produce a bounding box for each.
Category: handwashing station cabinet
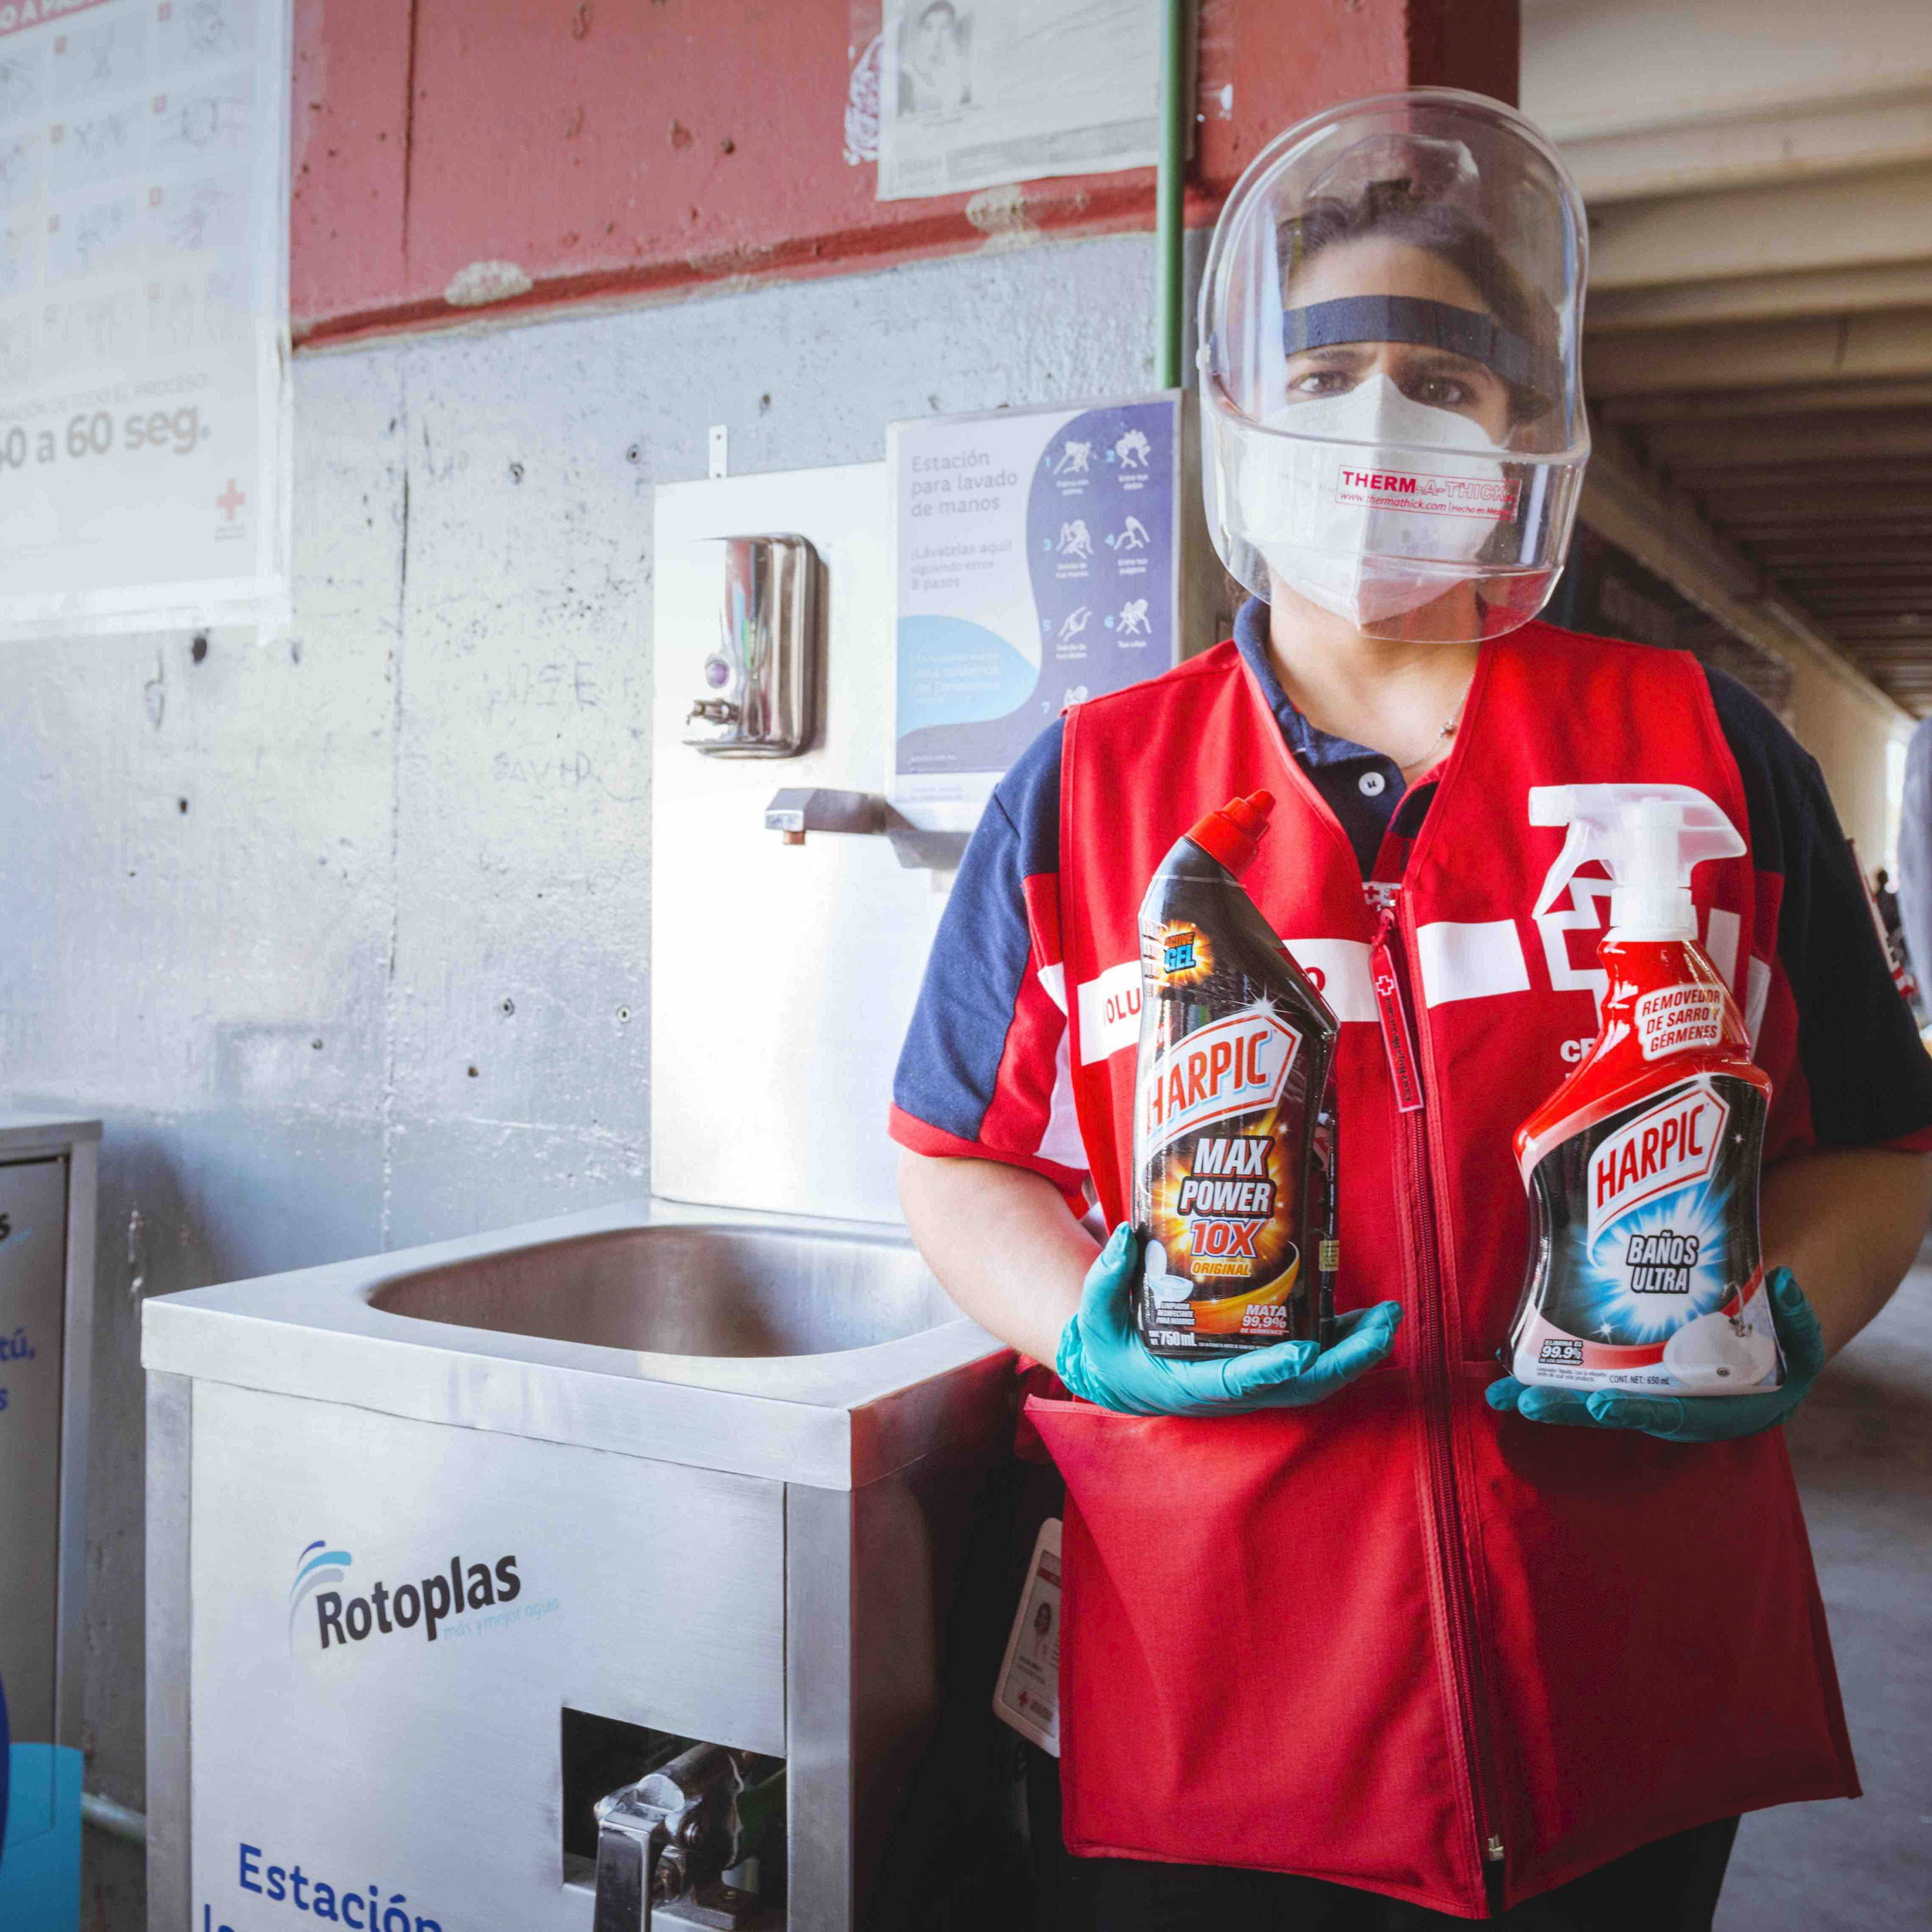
[144,460,1037,1932]
[142,1198,1012,1932]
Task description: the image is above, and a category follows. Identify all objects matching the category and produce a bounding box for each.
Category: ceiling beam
[1588,160,1932,290]
[1791,585,1932,603]
[1808,613,1932,625]
[1600,377,1932,422]
[1669,466,1932,493]
[1586,307,1932,394]
[1589,260,1932,333]
[1757,545,1932,565]
[1687,486,1932,518]
[1555,89,1932,205]
[1577,421,1911,726]
[1638,412,1932,467]
[1522,0,1932,185]
[1712,524,1932,543]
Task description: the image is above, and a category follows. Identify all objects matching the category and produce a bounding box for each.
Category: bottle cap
[1188,791,1275,875]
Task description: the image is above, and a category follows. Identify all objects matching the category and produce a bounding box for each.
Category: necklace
[1400,696,1465,773]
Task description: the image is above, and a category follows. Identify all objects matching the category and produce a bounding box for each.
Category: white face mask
[1235,374,1514,628]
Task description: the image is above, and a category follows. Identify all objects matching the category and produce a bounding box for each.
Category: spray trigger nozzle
[1528,784,1743,943]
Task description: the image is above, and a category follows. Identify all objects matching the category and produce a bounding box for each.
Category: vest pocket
[1023,1388,1475,1905]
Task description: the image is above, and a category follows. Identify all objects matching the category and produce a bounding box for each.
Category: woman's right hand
[1054,1224,1402,1417]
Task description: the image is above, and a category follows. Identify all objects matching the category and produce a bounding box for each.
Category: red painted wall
[292,0,1517,348]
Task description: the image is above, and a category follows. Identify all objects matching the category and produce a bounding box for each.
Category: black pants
[1084,1818,1740,1931]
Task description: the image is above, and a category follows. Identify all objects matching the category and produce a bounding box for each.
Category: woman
[891,90,1932,1929]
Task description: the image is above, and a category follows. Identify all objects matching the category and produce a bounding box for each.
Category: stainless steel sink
[369,1224,960,1358]
[145,1196,1014,1932]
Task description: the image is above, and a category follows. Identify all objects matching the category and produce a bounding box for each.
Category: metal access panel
[187,1379,784,1932]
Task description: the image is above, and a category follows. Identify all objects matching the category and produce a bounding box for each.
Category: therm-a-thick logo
[292,1538,522,1652]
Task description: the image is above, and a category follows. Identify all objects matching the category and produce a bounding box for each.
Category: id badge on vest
[993,1517,1062,1756]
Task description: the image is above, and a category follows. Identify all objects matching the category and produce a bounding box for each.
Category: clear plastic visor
[1197,91,1591,634]
[1204,90,1587,457]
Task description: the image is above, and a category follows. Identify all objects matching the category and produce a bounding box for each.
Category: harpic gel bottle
[1133,792,1340,1358]
[1509,787,1783,1396]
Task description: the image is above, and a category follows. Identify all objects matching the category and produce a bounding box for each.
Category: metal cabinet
[0,1114,99,1932]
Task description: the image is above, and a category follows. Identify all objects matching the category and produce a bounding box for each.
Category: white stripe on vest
[1077,959,1142,1063]
[1076,938,1377,1063]
[1280,938,1375,1023]
[1416,919,1532,1007]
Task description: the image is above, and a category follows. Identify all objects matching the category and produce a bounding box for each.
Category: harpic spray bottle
[1133,793,1340,1358]
[1509,786,1782,1396]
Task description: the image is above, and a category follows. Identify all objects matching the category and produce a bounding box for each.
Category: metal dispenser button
[683,533,821,758]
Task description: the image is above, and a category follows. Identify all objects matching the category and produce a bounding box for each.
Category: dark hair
[1278,192,1559,422]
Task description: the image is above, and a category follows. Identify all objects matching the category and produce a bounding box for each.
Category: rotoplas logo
[291,1538,522,1652]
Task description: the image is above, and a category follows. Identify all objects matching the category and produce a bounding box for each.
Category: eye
[1287,369,1354,399]
[1409,374,1476,410]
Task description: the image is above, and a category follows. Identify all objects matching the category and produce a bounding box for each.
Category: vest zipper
[1374,898,1507,1897]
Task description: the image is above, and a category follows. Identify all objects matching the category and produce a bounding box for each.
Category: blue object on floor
[0,1743,83,1932]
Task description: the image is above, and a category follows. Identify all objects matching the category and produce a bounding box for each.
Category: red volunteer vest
[1027,624,1854,1918]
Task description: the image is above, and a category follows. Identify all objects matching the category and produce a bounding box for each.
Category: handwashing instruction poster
[891,392,1180,829]
[0,0,287,635]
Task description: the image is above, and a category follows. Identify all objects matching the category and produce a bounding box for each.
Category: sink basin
[368,1222,962,1358]
[144,1197,1007,1490]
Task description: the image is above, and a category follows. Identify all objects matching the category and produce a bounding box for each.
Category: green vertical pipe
[1155,0,1188,389]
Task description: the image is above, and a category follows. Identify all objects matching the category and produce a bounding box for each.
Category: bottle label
[1512,1072,1780,1394]
[1633,983,1727,1061]
[1137,1006,1301,1154]
[1585,1083,1728,1244]
[1137,1001,1332,1355]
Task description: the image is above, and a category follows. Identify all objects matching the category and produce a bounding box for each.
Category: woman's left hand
[1484,1269,1826,1443]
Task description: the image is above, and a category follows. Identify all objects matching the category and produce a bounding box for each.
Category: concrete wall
[0,229,1165,1931]
[1788,658,1908,869]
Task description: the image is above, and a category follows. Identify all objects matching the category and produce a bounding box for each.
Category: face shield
[1198,89,1589,641]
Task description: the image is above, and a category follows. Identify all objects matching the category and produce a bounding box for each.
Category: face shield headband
[1280,295,1560,424]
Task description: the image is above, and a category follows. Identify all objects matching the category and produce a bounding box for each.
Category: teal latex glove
[1485,1268,1824,1442]
[1054,1223,1403,1417]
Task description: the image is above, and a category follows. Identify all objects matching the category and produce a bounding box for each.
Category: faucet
[592,1742,781,1931]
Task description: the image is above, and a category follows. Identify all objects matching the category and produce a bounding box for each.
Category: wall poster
[891,392,1186,830]
[876,0,1162,202]
[0,0,288,636]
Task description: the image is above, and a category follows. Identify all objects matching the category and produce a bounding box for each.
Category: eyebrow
[1284,343,1500,383]
[1285,344,1373,366]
